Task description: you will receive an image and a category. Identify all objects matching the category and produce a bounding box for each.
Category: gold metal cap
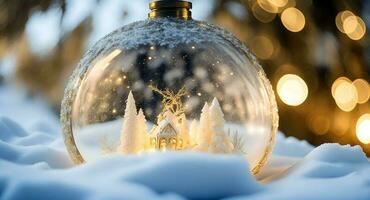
[149,0,192,20]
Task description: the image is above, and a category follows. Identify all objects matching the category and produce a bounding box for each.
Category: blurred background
[0,0,369,155]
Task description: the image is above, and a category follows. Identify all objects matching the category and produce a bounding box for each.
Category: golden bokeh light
[309,114,330,135]
[335,11,366,40]
[268,0,288,8]
[257,0,289,14]
[281,7,305,32]
[346,16,366,40]
[277,74,308,106]
[332,109,350,136]
[252,2,276,23]
[331,77,350,97]
[250,35,274,59]
[257,0,279,13]
[343,15,359,34]
[331,77,358,112]
[335,11,354,33]
[356,114,370,144]
[353,79,370,104]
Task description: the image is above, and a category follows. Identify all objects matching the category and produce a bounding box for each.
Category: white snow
[0,84,369,200]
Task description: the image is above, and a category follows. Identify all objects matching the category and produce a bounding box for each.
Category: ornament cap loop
[149,0,192,20]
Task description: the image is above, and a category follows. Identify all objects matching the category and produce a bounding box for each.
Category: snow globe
[61,0,278,174]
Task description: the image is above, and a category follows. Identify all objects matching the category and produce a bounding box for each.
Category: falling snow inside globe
[61,0,279,175]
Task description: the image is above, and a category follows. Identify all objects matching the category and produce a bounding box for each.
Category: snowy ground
[0,84,370,200]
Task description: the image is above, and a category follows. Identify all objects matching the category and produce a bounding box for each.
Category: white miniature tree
[209,98,233,153]
[117,91,138,154]
[136,108,148,151]
[189,119,198,146]
[195,102,211,151]
[179,113,190,148]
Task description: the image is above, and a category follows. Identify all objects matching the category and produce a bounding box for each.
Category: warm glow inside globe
[61,18,278,174]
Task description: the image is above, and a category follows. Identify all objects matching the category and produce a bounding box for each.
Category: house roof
[150,117,179,138]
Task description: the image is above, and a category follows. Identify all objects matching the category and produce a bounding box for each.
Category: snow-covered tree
[195,102,211,151]
[209,98,233,153]
[117,91,138,154]
[137,108,148,151]
[189,119,198,146]
[179,113,189,148]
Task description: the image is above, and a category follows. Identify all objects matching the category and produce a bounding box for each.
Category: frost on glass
[61,18,278,174]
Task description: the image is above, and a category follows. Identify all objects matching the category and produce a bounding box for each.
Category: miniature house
[149,114,182,150]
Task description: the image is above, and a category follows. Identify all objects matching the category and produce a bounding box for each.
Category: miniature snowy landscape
[115,90,236,154]
[73,89,269,170]
[1,84,370,200]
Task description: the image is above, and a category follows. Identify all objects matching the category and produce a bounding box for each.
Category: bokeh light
[353,79,370,104]
[346,16,366,40]
[331,77,358,112]
[331,77,350,96]
[268,0,288,8]
[277,74,308,106]
[356,114,370,144]
[281,7,305,32]
[308,114,330,135]
[257,0,279,13]
[250,35,274,59]
[335,10,366,40]
[343,15,359,34]
[335,11,354,33]
[252,2,276,23]
[331,109,350,136]
[257,0,289,14]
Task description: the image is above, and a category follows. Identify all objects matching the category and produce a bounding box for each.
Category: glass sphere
[61,18,278,174]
